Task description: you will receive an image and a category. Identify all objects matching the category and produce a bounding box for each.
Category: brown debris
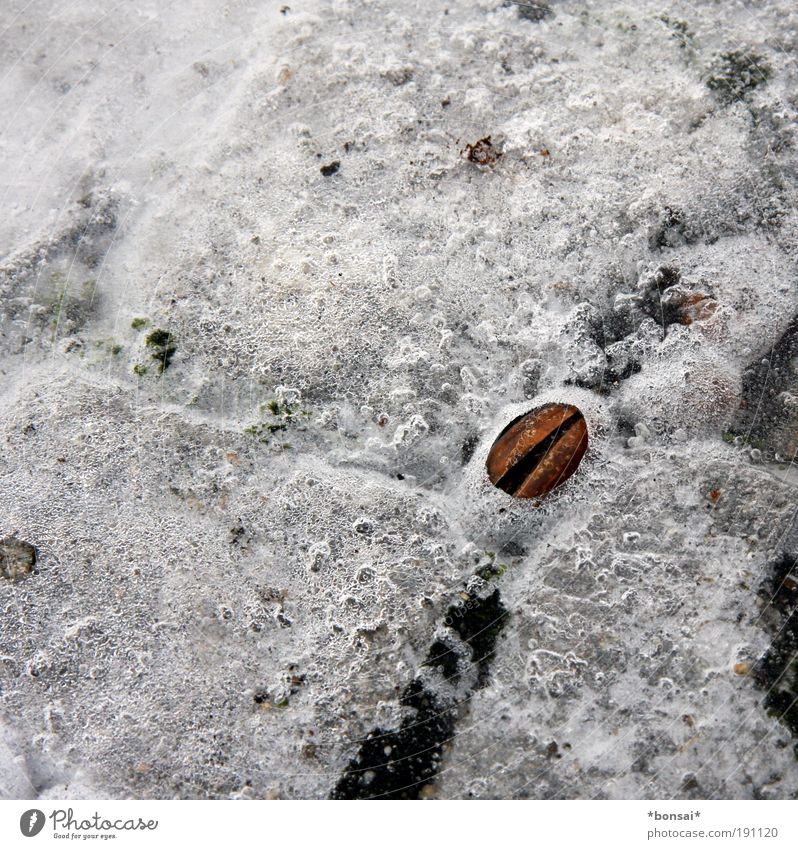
[661,285,718,326]
[462,136,502,166]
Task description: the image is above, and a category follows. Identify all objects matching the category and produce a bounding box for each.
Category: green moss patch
[145,328,177,373]
[244,398,310,444]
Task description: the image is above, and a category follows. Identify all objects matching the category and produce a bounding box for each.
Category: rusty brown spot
[662,286,718,326]
[680,292,718,325]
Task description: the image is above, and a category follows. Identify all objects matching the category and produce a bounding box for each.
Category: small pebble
[0,536,37,581]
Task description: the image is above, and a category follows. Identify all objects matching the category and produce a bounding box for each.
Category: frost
[2,0,798,802]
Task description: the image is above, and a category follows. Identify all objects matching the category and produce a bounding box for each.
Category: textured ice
[2,0,798,798]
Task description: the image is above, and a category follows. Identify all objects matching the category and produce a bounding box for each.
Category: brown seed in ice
[486,403,588,499]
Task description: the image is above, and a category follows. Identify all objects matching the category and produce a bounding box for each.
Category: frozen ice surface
[2,0,798,798]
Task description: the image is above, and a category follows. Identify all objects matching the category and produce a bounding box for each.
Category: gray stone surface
[2,0,798,798]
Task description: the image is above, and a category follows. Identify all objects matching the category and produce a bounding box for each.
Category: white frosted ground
[2,0,798,798]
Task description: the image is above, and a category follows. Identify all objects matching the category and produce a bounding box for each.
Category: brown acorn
[486,403,588,499]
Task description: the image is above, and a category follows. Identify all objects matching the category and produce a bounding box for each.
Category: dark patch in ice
[330,679,456,799]
[460,433,479,465]
[424,639,461,682]
[659,16,694,51]
[636,265,684,330]
[753,553,798,752]
[499,539,527,558]
[505,1,552,23]
[705,50,771,106]
[728,312,798,458]
[567,358,641,394]
[445,588,505,685]
[0,536,37,581]
[145,328,177,374]
[567,264,720,393]
[649,208,694,251]
[330,585,508,798]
